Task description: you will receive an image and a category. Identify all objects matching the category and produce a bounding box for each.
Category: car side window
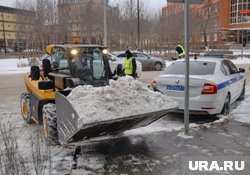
[136,53,148,59]
[221,60,231,76]
[51,47,69,71]
[227,60,238,74]
[117,53,126,57]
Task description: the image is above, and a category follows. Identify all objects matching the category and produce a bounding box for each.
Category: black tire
[42,103,59,145]
[154,62,162,71]
[221,94,230,115]
[238,82,245,101]
[20,93,33,124]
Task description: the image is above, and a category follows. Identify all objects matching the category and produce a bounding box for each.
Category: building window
[231,0,250,24]
[214,33,218,41]
[214,3,218,12]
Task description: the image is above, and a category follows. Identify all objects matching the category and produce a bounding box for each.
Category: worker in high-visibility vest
[175,44,185,59]
[124,50,137,79]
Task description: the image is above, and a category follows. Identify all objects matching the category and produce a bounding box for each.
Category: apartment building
[0,5,35,50]
[162,0,250,48]
[57,0,116,44]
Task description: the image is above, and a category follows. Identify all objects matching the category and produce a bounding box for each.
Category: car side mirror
[239,68,245,73]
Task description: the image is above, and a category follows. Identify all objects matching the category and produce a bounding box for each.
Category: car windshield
[164,61,216,75]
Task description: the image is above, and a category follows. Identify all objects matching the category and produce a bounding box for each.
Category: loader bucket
[56,91,177,144]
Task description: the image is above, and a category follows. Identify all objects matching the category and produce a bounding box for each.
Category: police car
[152,57,246,115]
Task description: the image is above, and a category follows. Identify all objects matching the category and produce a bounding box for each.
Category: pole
[2,12,6,55]
[184,0,190,134]
[103,0,107,46]
[241,15,244,59]
[137,0,140,49]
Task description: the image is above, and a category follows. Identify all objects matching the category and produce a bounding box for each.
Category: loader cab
[48,45,112,89]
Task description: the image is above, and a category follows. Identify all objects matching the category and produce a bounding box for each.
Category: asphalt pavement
[68,117,250,175]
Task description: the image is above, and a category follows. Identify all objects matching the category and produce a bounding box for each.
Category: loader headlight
[70,49,78,55]
[102,49,108,55]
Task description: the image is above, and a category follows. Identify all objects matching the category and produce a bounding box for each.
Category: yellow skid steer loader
[21,44,176,145]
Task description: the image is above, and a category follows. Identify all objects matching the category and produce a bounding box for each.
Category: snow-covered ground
[230,49,250,56]
[230,96,250,124]
[0,58,30,74]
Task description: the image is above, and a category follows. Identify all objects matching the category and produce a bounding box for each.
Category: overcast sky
[0,0,167,10]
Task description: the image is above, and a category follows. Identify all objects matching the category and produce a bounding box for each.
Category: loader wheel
[20,93,33,124]
[43,103,59,145]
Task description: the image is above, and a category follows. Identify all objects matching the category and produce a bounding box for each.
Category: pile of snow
[67,76,178,127]
[230,96,250,124]
[0,58,30,74]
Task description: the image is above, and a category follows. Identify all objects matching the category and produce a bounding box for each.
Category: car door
[133,52,151,70]
[221,60,241,102]
[227,60,245,101]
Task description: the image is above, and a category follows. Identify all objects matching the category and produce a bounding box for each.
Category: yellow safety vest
[178,45,185,57]
[124,57,133,75]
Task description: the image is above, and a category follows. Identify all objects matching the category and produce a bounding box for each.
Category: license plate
[166,85,184,91]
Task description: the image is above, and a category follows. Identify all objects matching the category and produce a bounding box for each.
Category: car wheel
[43,103,59,145]
[238,82,245,101]
[154,62,162,71]
[221,94,230,115]
[20,93,33,124]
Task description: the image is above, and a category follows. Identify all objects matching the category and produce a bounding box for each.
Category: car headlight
[70,49,78,55]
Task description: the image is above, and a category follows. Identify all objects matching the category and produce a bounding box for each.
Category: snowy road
[0,58,250,174]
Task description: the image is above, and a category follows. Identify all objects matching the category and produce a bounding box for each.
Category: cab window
[70,47,106,81]
[51,47,69,72]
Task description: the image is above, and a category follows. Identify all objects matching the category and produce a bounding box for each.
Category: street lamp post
[240,15,244,59]
[137,0,140,49]
[184,0,190,134]
[2,12,7,55]
[103,0,107,47]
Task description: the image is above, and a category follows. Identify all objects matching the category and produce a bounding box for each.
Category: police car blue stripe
[217,75,244,90]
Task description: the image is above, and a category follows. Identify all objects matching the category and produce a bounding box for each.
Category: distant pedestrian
[172,44,185,60]
[124,50,137,79]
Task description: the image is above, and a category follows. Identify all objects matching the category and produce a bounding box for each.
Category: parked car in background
[107,53,142,78]
[112,51,166,71]
[151,57,246,115]
[1,48,15,53]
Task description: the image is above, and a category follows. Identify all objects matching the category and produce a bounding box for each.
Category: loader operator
[124,50,137,79]
[73,53,93,83]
